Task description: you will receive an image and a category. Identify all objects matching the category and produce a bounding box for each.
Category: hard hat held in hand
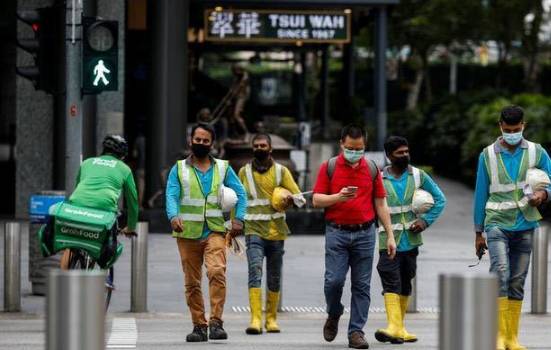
[271,187,293,212]
[219,185,238,212]
[412,189,434,214]
[526,168,551,192]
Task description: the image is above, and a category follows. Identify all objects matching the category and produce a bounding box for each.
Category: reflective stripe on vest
[378,220,417,233]
[486,197,529,211]
[244,212,286,221]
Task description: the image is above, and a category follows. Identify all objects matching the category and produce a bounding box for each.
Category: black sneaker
[186,325,208,342]
[209,320,228,340]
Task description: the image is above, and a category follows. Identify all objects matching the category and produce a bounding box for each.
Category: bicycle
[66,245,116,310]
[39,204,136,310]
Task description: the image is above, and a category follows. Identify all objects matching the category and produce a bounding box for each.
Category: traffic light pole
[65,0,83,192]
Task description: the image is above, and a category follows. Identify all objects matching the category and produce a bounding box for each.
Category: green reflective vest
[483,140,542,228]
[378,166,424,250]
[242,163,289,238]
[173,158,228,239]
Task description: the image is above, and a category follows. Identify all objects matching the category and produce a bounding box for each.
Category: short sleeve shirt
[313,154,386,225]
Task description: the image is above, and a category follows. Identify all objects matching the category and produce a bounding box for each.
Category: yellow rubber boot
[399,295,418,342]
[265,291,281,333]
[505,299,526,350]
[374,293,404,344]
[246,288,263,334]
[497,297,508,350]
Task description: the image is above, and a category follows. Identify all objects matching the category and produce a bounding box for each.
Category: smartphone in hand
[346,186,358,193]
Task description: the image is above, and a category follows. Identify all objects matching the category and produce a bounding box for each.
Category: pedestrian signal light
[82,17,118,94]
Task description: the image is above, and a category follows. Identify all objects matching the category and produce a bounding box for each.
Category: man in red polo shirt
[313,124,396,349]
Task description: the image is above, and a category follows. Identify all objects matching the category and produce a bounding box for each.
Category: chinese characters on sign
[206,9,351,43]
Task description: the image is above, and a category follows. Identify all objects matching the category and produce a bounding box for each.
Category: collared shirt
[473,138,551,232]
[313,153,386,225]
[382,166,446,251]
[165,157,247,239]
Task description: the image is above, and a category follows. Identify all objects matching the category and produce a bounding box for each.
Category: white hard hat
[526,168,551,192]
[219,185,238,212]
[412,189,435,215]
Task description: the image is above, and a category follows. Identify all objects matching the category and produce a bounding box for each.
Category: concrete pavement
[1,176,551,348]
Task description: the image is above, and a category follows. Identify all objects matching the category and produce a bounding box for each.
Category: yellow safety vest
[173,158,227,239]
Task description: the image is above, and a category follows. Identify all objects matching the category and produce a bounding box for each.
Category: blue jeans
[246,235,284,292]
[486,227,533,300]
[324,224,376,336]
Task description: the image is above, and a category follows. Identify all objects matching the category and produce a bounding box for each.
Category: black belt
[326,219,375,232]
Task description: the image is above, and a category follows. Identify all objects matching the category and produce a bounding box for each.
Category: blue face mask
[502,130,523,146]
[343,148,364,163]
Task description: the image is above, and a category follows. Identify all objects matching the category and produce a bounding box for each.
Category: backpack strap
[327,156,379,185]
[367,159,379,185]
[326,156,338,180]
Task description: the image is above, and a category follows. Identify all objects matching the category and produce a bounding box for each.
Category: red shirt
[313,154,386,225]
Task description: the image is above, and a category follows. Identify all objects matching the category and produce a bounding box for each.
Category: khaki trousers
[176,233,227,326]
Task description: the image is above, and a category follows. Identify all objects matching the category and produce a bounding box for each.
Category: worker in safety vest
[238,133,302,335]
[375,136,446,344]
[165,123,247,343]
[474,106,551,350]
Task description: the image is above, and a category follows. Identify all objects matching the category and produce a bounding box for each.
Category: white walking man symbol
[93,59,111,86]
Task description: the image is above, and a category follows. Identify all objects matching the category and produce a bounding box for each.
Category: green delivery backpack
[38,202,122,268]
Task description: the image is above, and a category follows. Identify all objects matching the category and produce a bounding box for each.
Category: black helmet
[102,135,128,158]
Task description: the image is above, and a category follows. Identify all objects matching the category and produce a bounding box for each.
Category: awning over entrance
[149,0,396,195]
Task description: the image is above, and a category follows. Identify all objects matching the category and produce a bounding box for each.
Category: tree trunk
[522,3,543,92]
[449,52,458,95]
[406,68,423,111]
[422,53,432,104]
[496,42,510,90]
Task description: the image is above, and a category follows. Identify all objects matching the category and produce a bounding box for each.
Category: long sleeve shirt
[69,155,139,230]
[383,167,447,252]
[473,139,551,233]
[165,159,247,239]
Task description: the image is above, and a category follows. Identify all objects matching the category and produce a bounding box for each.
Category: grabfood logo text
[60,226,100,240]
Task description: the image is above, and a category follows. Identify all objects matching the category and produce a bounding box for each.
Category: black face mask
[393,156,410,170]
[191,143,211,159]
[253,149,270,161]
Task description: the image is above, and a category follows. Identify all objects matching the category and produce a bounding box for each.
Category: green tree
[390,0,485,109]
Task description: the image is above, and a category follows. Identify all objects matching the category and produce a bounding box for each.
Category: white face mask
[501,129,524,146]
[343,148,364,163]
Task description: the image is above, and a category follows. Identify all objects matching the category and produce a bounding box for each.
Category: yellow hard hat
[271,187,292,212]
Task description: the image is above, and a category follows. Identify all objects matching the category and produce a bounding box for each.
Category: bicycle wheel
[67,248,113,311]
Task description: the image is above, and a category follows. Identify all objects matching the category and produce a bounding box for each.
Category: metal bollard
[531,224,548,314]
[407,276,417,313]
[439,273,498,350]
[278,263,283,312]
[47,270,105,350]
[131,222,148,312]
[4,222,21,312]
